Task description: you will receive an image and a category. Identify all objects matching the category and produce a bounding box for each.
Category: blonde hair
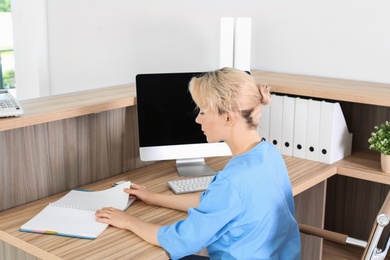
[189,67,271,129]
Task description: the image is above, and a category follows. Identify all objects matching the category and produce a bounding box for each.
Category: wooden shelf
[283,151,390,192]
[3,69,389,132]
[335,151,390,185]
[0,83,136,131]
[252,70,390,107]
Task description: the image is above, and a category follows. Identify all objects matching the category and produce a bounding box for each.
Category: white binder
[269,94,283,152]
[233,17,251,72]
[292,97,308,159]
[305,99,321,161]
[281,96,295,156]
[219,17,235,68]
[258,103,270,142]
[318,101,353,164]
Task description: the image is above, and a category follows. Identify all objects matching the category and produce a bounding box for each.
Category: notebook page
[20,181,131,239]
[51,181,131,211]
[20,205,108,239]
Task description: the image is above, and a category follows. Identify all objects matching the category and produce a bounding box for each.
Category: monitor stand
[176,158,216,177]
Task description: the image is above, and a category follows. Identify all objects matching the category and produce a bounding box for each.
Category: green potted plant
[368,121,390,174]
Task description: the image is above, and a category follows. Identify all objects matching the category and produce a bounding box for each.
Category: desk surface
[0,155,335,260]
[1,152,389,259]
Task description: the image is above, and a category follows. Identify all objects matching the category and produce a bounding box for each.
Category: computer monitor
[135,72,232,177]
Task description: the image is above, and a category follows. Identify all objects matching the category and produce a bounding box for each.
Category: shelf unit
[0,70,389,259]
[252,70,390,249]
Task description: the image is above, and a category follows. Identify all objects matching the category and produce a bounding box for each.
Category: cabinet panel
[0,107,149,211]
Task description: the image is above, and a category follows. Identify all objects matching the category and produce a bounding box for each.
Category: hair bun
[259,84,271,105]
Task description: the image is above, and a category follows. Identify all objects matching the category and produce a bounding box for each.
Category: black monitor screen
[136,72,206,147]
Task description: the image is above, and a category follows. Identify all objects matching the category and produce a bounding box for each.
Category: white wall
[12,0,390,100]
[12,0,50,99]
[0,13,13,47]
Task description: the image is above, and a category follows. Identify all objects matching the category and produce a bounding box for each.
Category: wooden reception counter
[1,70,390,259]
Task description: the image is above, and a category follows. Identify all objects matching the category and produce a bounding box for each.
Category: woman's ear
[225,112,235,125]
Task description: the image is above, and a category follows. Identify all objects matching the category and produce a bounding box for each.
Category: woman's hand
[124,182,201,212]
[125,184,156,205]
[95,206,161,246]
[95,207,132,230]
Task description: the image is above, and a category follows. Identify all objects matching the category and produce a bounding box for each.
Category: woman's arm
[96,184,202,246]
[126,184,201,212]
[96,207,161,246]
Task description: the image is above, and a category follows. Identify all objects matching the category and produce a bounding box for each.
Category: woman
[96,68,301,259]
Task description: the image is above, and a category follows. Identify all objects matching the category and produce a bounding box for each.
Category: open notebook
[20,181,135,239]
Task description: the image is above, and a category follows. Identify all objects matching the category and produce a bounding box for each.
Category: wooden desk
[1,70,389,213]
[0,156,334,260]
[1,70,390,259]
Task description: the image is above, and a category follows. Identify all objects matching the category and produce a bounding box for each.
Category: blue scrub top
[158,141,301,260]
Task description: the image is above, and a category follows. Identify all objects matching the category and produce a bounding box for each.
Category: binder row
[258,94,353,164]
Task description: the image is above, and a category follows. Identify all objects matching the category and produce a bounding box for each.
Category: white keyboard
[167,175,214,194]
